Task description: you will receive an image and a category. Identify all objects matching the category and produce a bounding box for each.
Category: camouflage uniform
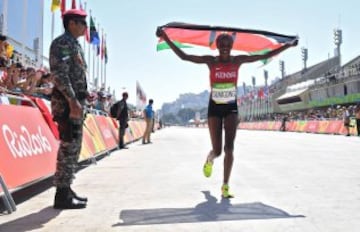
[50,31,88,188]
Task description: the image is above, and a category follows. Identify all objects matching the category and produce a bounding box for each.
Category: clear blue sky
[43,0,360,110]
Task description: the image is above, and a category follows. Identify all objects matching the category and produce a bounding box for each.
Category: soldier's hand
[69,99,82,119]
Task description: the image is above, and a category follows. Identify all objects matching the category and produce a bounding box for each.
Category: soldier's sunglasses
[74,19,87,27]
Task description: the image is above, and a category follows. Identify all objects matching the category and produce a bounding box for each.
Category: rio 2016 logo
[2,124,52,158]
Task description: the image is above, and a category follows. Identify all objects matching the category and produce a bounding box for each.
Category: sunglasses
[74,19,87,27]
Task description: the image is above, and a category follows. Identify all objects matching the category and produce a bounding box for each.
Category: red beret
[63,9,87,17]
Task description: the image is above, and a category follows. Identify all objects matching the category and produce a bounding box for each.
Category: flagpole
[22,0,28,65]
[88,9,92,88]
[40,0,44,67]
[51,12,55,40]
[104,33,107,89]
[61,0,65,33]
[97,22,100,89]
[104,55,107,90]
[83,1,86,49]
[2,0,8,35]
[93,44,96,89]
[100,28,103,88]
[92,16,96,89]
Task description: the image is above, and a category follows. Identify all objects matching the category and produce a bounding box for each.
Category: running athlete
[157,27,297,198]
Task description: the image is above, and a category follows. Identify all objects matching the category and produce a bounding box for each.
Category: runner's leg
[223,113,238,184]
[208,116,223,160]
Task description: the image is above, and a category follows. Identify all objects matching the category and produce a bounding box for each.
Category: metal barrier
[0,174,17,214]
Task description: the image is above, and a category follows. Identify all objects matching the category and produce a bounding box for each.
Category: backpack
[110,102,119,118]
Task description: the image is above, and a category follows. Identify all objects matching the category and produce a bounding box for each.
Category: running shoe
[203,161,213,178]
[221,184,234,198]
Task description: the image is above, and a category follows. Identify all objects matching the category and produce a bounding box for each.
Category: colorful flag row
[51,0,108,63]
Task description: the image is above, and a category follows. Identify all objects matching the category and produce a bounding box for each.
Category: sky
[43,0,360,110]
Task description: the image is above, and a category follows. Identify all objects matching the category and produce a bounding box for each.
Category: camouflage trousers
[54,119,83,188]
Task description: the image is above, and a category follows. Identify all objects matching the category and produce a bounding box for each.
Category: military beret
[63,9,87,18]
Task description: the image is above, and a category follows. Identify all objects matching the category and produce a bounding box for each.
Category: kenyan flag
[156,40,192,51]
[249,48,272,65]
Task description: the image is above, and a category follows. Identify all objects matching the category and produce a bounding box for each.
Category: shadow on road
[0,206,61,232]
[113,190,305,226]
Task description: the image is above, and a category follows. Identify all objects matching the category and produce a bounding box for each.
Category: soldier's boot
[54,187,87,209]
[69,187,88,202]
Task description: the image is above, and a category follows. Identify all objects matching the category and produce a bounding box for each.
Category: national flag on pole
[136,81,147,110]
[61,0,66,15]
[51,0,61,12]
[101,34,105,60]
[90,16,100,45]
[101,34,108,63]
[79,0,83,10]
[264,86,269,97]
[257,87,264,99]
[80,1,89,42]
[71,0,76,9]
[104,43,108,64]
[85,28,90,43]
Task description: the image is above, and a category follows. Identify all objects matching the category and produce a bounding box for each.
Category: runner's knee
[212,148,222,157]
[224,144,234,154]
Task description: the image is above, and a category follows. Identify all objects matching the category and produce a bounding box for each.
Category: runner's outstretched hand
[156,27,164,37]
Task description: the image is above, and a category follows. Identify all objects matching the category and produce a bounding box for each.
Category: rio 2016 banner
[238,120,358,135]
[0,98,147,192]
[0,104,59,189]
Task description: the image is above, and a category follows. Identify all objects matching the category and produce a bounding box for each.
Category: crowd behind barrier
[0,94,147,196]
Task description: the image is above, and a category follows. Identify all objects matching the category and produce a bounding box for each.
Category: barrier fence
[238,119,358,135]
[0,94,146,213]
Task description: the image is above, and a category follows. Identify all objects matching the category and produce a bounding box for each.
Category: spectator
[342,106,351,136]
[142,99,154,144]
[355,104,360,136]
[95,91,106,112]
[280,115,287,131]
[33,73,54,100]
[115,92,129,149]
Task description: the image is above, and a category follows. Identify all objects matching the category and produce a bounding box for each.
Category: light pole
[301,47,308,70]
[279,60,285,79]
[252,76,256,118]
[264,70,269,116]
[334,28,342,66]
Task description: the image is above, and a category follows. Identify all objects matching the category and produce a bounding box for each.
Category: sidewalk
[1,128,359,231]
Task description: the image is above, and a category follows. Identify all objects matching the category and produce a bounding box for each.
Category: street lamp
[279,60,285,79]
[333,28,342,66]
[301,47,308,70]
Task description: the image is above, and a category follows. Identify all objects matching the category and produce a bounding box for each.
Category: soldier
[50,9,89,209]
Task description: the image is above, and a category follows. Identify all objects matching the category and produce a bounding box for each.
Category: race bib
[211,83,237,104]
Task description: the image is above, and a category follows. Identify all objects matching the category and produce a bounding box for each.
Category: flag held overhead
[156,22,298,54]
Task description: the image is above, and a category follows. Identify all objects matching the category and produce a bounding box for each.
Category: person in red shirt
[157,27,297,198]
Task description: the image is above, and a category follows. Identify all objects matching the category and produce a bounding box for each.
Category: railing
[0,174,16,214]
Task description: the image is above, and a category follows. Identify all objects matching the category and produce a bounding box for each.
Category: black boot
[69,187,88,202]
[54,187,87,209]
